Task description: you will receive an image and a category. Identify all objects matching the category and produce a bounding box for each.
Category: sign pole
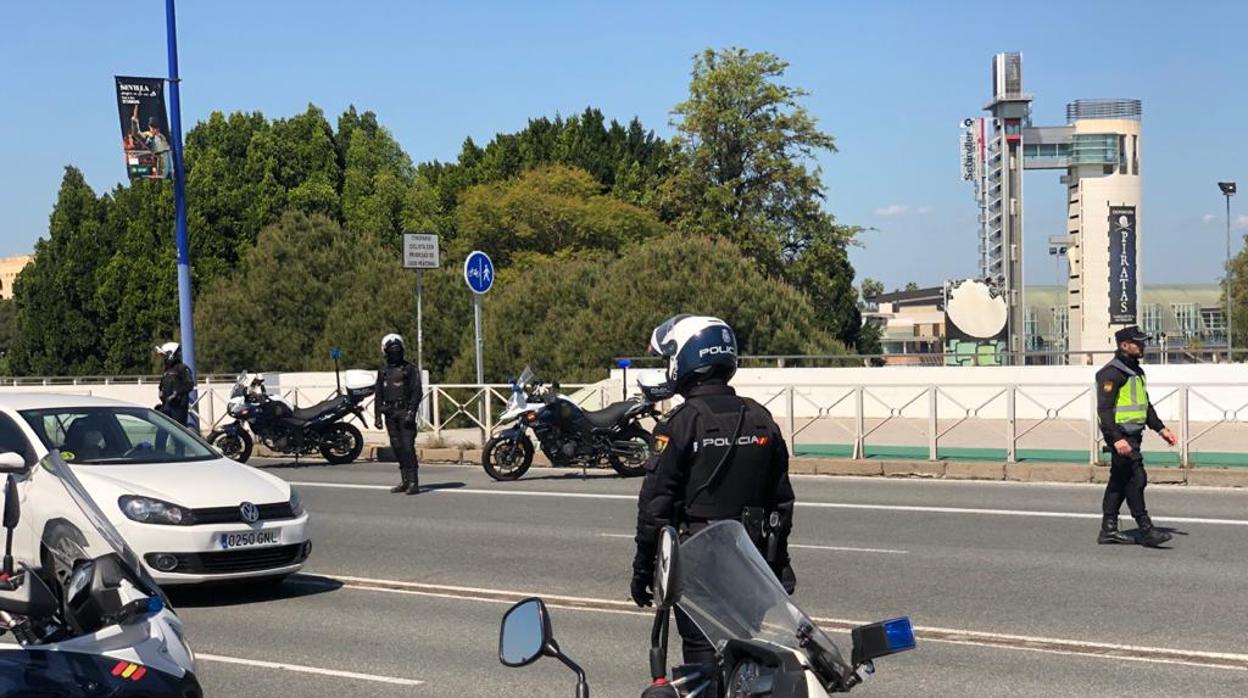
[474,295,484,385]
[165,0,197,428]
[416,269,424,380]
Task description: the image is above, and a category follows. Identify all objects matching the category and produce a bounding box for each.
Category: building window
[1173,303,1199,338]
[1131,135,1139,175]
[1024,306,1040,350]
[1141,303,1162,335]
[1050,306,1069,345]
[1201,308,1227,342]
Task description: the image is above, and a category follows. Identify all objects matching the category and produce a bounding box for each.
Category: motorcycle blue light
[883,617,916,652]
[145,597,163,615]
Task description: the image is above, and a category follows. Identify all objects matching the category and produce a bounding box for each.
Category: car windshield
[19,406,216,465]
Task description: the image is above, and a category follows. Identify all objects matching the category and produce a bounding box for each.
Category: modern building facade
[964,53,1144,363]
[867,284,1227,363]
[0,255,31,300]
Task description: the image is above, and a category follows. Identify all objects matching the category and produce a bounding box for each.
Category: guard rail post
[1088,389,1099,466]
[853,386,865,460]
[928,386,938,462]
[432,387,442,439]
[787,385,796,449]
[1006,385,1017,463]
[1179,385,1190,468]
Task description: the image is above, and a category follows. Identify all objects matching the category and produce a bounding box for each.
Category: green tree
[659,48,863,342]
[905,281,920,292]
[1227,234,1248,353]
[196,212,361,373]
[452,165,666,266]
[337,107,415,241]
[861,277,884,301]
[8,168,114,375]
[0,299,16,374]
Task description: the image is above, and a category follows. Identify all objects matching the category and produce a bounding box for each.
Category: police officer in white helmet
[374,334,423,494]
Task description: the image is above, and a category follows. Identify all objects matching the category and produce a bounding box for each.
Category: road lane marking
[290,480,1248,527]
[596,532,908,555]
[198,652,424,686]
[297,574,1248,672]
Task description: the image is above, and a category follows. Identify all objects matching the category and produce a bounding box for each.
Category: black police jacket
[158,362,193,411]
[1094,352,1165,445]
[374,360,423,421]
[633,381,795,574]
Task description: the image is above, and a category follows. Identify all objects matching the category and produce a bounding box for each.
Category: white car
[0,393,311,586]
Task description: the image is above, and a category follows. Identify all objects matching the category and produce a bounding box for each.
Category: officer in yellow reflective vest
[1095,326,1178,547]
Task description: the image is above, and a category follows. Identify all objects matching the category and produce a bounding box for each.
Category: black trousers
[675,607,716,673]
[1102,431,1148,521]
[155,403,189,456]
[384,413,419,482]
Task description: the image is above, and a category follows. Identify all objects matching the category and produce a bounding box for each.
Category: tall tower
[984,53,1031,362]
[1062,99,1143,359]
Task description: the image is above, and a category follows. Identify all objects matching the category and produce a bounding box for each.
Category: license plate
[219,530,281,550]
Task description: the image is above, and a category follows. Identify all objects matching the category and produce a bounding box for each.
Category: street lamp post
[1219,182,1237,361]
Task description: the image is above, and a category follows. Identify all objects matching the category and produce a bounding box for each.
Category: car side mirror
[851,617,916,666]
[499,598,551,668]
[3,474,19,576]
[653,526,681,610]
[0,452,26,474]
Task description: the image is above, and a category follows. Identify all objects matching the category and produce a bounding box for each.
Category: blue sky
[1,0,1244,289]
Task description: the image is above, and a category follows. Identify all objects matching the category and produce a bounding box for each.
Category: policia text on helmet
[631,315,797,686]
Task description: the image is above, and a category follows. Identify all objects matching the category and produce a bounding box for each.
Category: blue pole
[165,0,197,427]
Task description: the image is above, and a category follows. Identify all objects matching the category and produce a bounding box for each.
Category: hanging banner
[1108,206,1137,325]
[115,76,172,180]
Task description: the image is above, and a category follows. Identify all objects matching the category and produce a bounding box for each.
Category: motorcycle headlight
[289,489,304,517]
[119,496,195,525]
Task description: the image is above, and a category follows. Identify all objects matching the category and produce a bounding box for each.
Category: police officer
[1096,326,1177,547]
[154,342,193,426]
[631,315,796,676]
[375,334,423,494]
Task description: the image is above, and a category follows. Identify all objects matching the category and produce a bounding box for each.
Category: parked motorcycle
[0,451,200,696]
[498,521,915,697]
[482,367,660,481]
[207,370,374,464]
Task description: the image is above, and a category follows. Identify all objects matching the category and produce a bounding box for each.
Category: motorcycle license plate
[219,530,281,550]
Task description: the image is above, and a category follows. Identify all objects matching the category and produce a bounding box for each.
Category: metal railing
[736,382,1248,468]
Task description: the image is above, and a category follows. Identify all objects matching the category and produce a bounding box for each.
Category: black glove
[778,563,796,595]
[631,570,653,608]
[404,410,417,427]
[374,417,383,430]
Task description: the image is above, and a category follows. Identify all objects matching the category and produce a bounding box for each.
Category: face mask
[385,347,404,363]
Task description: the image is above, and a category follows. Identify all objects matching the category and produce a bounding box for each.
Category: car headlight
[119,496,195,525]
[289,489,304,517]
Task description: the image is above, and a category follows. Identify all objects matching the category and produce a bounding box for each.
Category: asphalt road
[166,459,1248,697]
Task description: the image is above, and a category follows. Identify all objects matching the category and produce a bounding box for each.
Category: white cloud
[1202,213,1217,224]
[916,205,934,215]
[1235,214,1248,230]
[874,204,910,217]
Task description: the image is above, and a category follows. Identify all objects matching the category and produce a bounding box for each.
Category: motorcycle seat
[291,398,340,422]
[582,401,634,429]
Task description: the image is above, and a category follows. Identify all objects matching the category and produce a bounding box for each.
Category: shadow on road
[1119,526,1189,550]
[167,574,344,608]
[514,471,629,483]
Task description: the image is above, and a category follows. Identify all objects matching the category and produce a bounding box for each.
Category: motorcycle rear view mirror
[499,597,591,697]
[653,526,681,610]
[851,616,916,666]
[499,597,549,668]
[0,452,26,474]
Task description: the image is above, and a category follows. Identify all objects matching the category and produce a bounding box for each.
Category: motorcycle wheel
[320,423,364,464]
[208,428,254,463]
[483,435,534,481]
[609,424,655,478]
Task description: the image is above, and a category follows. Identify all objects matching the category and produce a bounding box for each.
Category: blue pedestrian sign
[463,250,494,295]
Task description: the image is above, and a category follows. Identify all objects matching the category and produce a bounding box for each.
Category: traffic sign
[403,234,441,269]
[463,250,494,295]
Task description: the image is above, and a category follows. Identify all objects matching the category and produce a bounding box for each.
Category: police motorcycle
[206,368,374,464]
[482,366,660,481]
[0,451,200,696]
[499,521,914,697]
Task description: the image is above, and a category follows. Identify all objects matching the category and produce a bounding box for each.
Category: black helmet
[648,315,738,393]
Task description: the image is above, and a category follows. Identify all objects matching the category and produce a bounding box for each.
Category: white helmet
[155,342,181,360]
[381,333,405,353]
[648,315,738,390]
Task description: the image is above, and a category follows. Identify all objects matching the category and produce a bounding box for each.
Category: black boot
[1097,515,1132,545]
[390,470,410,493]
[1136,515,1172,548]
[404,468,420,495]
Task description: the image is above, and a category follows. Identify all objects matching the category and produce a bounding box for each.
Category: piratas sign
[115,76,172,180]
[1108,206,1137,325]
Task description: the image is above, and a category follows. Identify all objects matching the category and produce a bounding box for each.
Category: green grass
[792,444,1248,468]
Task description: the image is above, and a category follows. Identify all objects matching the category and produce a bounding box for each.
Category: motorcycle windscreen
[516,366,535,388]
[37,451,167,603]
[677,521,850,674]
